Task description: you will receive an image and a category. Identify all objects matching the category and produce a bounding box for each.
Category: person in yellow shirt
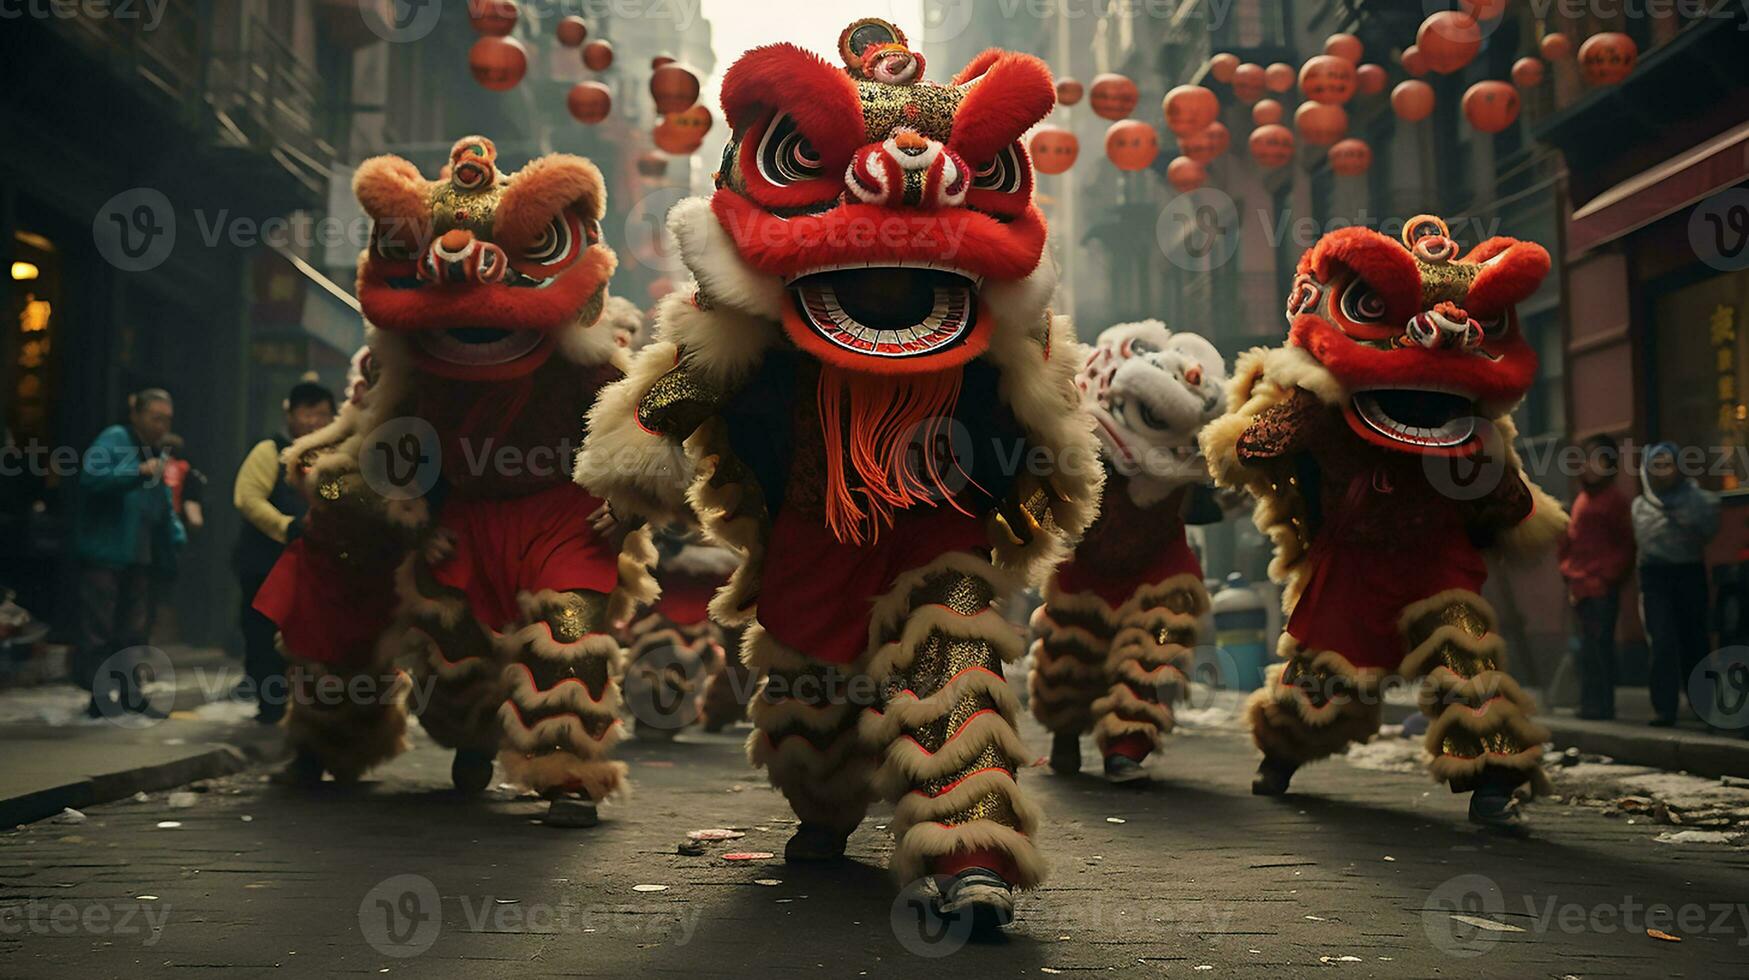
[232,382,335,723]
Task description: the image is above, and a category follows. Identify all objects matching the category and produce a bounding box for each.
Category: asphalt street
[3,707,1747,979]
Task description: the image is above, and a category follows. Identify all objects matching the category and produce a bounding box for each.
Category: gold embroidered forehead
[858,80,960,143]
[1417,258,1481,308]
[427,180,505,242]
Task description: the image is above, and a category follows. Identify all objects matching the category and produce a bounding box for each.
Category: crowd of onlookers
[1559,436,1722,727]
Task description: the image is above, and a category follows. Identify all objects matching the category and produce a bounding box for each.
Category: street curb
[0,743,255,830]
[1383,703,1749,779]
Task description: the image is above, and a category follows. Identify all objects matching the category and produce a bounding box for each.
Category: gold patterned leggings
[747,552,1047,888]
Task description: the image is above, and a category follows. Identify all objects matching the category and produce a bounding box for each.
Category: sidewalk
[1383,685,1749,780]
[0,646,285,828]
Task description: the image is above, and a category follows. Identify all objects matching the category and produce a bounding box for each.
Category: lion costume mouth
[784,263,986,371]
[1349,387,1479,451]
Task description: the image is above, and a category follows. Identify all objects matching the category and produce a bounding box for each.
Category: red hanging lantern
[582,39,614,72]
[555,15,587,47]
[469,0,517,36]
[1231,63,1267,103]
[1251,98,1283,126]
[1540,32,1573,61]
[1329,138,1372,176]
[635,153,668,179]
[1460,0,1510,19]
[654,116,702,155]
[1030,126,1080,175]
[1210,53,1240,84]
[1391,79,1436,122]
[1090,74,1140,120]
[1248,124,1295,169]
[1264,62,1296,93]
[1402,45,1429,78]
[648,277,674,302]
[1417,12,1482,74]
[667,104,713,149]
[566,80,612,123]
[1181,121,1230,165]
[1578,32,1638,86]
[1056,77,1084,106]
[1354,63,1387,96]
[1105,120,1159,171]
[652,54,676,70]
[1462,80,1520,133]
[1166,156,1206,193]
[1324,33,1363,63]
[1299,55,1357,105]
[1294,101,1347,146]
[1163,85,1219,137]
[1511,56,1545,88]
[469,36,527,92]
[650,63,700,114]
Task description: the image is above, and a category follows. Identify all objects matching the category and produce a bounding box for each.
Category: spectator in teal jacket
[73,388,185,717]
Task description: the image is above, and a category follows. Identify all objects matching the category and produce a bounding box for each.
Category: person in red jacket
[1559,435,1635,720]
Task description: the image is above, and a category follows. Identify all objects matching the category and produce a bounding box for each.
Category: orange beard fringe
[816,363,972,546]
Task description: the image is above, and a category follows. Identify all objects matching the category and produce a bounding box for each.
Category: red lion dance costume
[1029,321,1227,783]
[257,136,654,828]
[577,20,1100,924]
[1202,215,1566,829]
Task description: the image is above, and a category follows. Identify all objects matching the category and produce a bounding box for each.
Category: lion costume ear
[719,42,865,163]
[949,50,1055,163]
[495,154,607,254]
[353,155,431,251]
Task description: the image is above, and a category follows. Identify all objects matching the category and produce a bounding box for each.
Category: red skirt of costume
[1286,523,1486,672]
[257,481,620,665]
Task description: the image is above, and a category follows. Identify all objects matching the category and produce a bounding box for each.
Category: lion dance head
[1077,320,1226,498]
[1283,214,1548,458]
[351,135,618,381]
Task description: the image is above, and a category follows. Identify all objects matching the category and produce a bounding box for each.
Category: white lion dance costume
[576,19,1101,926]
[255,136,654,828]
[1029,322,1227,782]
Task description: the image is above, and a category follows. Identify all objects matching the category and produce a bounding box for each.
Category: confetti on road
[155,821,182,829]
[688,828,745,841]
[632,884,669,893]
[1106,817,1126,824]
[723,852,776,861]
[1648,928,1682,942]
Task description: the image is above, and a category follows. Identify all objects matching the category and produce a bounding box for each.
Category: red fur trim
[816,365,972,546]
[1461,240,1551,320]
[495,154,606,253]
[360,247,616,333]
[733,109,848,211]
[720,43,865,164]
[710,191,1046,282]
[951,49,1005,85]
[1298,227,1421,326]
[948,52,1056,164]
[1289,314,1537,407]
[354,155,432,244]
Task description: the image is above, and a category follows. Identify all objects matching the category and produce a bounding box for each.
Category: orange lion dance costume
[1202,215,1566,829]
[577,19,1101,924]
[256,137,654,828]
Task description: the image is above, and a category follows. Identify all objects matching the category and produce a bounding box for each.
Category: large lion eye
[1340,280,1388,324]
[972,144,1024,193]
[524,215,574,264]
[757,113,824,186]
